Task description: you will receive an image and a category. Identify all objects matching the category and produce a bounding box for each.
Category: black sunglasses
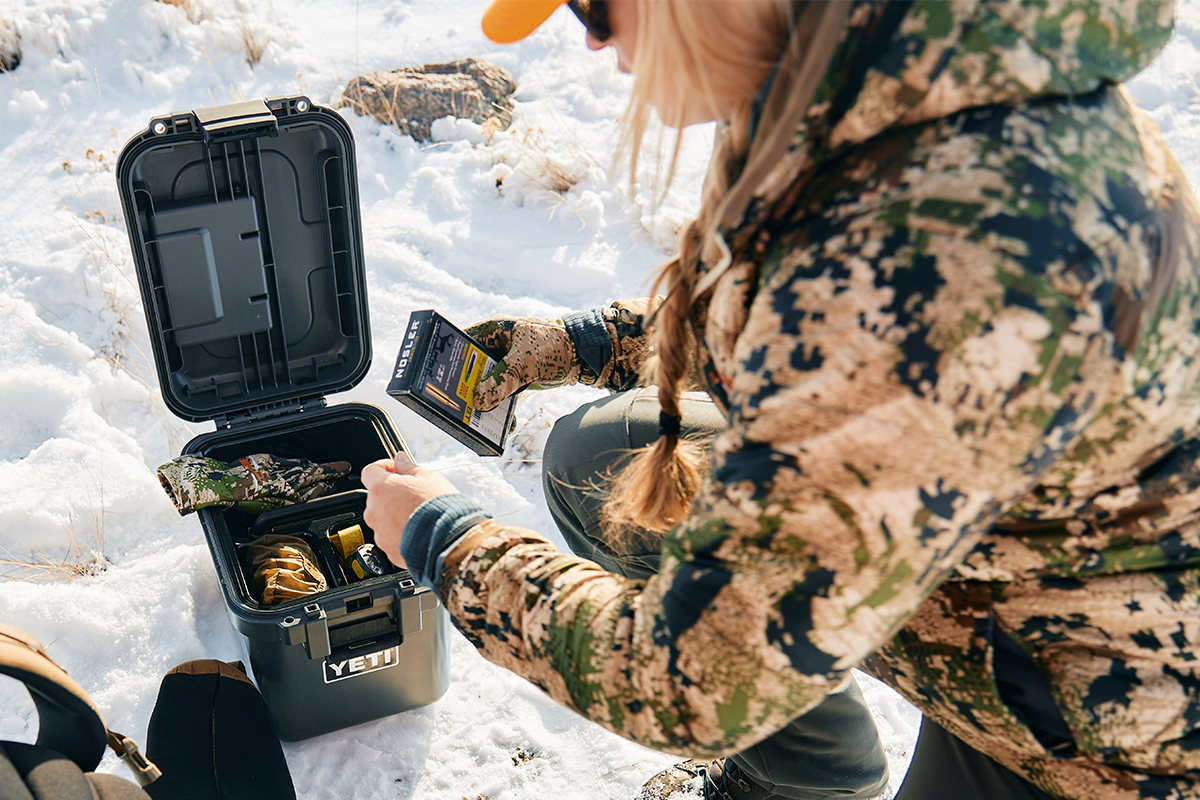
[567,0,611,41]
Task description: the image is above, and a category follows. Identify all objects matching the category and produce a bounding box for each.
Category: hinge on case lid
[214,396,327,429]
[264,95,314,118]
[195,99,279,144]
[213,410,250,429]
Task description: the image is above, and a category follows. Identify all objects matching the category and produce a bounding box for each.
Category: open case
[116,96,450,741]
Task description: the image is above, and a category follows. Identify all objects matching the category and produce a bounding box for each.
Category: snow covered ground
[0,1,1196,798]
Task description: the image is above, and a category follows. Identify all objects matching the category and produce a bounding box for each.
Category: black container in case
[116,96,450,741]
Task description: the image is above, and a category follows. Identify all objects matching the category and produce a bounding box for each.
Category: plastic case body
[117,96,450,741]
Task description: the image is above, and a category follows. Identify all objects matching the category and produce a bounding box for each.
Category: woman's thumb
[475,361,516,412]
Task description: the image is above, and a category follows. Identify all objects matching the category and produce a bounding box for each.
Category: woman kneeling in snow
[364,1,1200,798]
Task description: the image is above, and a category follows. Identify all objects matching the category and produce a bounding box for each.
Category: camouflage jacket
[432,2,1200,797]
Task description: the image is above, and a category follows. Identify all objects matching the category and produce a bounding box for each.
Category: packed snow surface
[0,1,1196,798]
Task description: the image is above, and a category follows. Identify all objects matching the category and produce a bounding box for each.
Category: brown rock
[340,57,516,143]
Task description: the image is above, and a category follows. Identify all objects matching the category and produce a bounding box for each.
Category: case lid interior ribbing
[116,97,371,425]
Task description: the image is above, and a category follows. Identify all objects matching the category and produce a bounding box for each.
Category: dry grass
[152,0,269,64]
[46,116,185,449]
[238,20,269,65]
[236,3,272,66]
[340,77,414,138]
[52,128,144,372]
[0,17,19,73]
[0,492,108,583]
[153,0,205,24]
[538,158,579,194]
[493,127,584,196]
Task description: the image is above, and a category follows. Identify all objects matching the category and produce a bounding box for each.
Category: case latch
[195,99,279,144]
[396,579,435,636]
[282,602,330,660]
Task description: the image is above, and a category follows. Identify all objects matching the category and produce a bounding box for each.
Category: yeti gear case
[116,96,450,741]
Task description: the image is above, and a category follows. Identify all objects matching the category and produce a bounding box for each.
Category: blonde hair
[600,0,853,535]
[618,0,790,187]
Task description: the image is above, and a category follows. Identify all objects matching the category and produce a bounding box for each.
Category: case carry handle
[195,99,279,144]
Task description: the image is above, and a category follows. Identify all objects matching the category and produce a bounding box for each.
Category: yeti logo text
[323,646,400,683]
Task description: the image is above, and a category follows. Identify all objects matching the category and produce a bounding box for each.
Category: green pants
[542,388,890,800]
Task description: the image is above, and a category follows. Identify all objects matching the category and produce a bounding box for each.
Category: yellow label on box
[456,344,489,424]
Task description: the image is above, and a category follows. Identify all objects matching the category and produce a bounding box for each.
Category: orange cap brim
[482,0,568,44]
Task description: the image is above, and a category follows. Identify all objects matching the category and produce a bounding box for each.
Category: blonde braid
[600,231,709,535]
[598,0,844,537]
[598,3,779,537]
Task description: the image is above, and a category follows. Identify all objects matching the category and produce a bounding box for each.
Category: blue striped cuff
[400,494,493,587]
[562,308,612,378]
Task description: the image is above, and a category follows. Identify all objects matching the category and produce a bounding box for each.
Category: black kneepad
[145,661,295,800]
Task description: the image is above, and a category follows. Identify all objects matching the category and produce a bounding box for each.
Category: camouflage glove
[157,454,352,515]
[467,310,612,411]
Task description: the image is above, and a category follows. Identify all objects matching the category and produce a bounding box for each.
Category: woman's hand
[362,452,460,568]
[466,315,581,410]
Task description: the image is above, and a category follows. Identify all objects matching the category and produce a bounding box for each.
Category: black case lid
[116,96,371,426]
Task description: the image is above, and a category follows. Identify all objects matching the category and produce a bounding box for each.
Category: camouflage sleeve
[435,125,1117,754]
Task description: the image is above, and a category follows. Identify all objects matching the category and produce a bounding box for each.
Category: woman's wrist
[400,494,493,586]
[562,308,612,382]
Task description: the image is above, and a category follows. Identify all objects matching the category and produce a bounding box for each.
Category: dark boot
[639,758,779,800]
